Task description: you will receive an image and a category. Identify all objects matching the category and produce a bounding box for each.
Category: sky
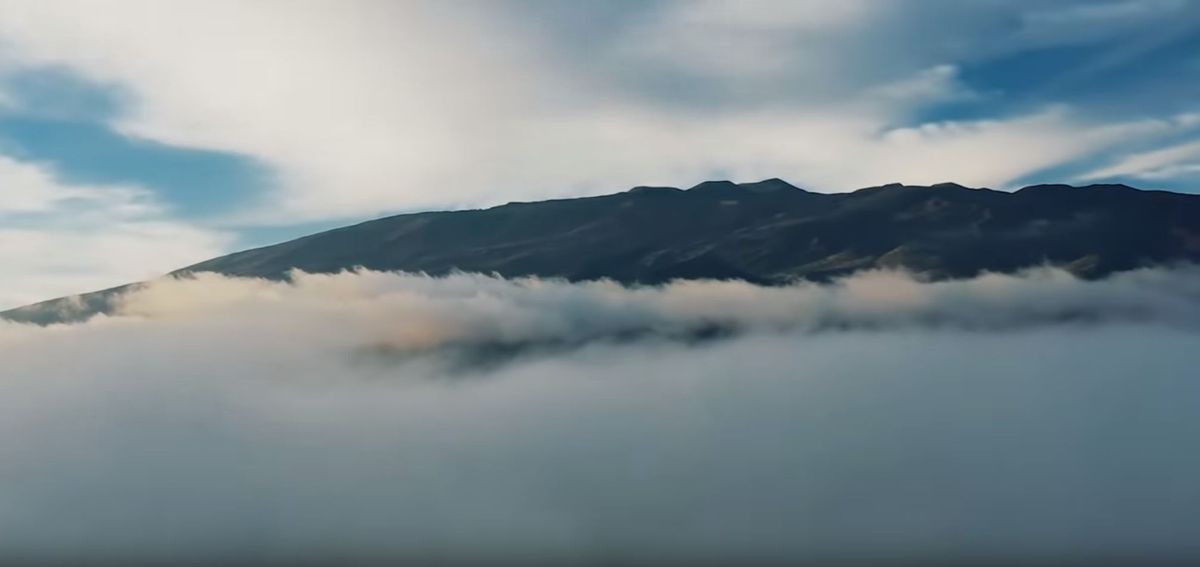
[0,0,1199,307]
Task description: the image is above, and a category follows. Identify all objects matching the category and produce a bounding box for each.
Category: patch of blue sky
[0,67,273,219]
[955,28,1200,120]
[0,66,126,120]
[234,220,357,251]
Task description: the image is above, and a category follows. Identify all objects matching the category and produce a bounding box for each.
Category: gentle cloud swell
[1,268,1199,562]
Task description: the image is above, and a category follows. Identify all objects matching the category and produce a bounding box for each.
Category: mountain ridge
[6,179,1199,324]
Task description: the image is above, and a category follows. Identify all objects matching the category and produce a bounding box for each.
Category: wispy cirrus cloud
[1081,139,1200,181]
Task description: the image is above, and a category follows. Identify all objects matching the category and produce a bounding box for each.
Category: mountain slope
[6,179,1200,324]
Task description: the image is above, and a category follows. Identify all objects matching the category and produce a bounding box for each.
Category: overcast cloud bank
[1,268,1199,563]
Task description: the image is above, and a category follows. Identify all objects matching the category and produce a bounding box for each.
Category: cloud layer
[2,268,1199,563]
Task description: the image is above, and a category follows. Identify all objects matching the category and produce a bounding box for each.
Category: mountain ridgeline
[6,179,1200,324]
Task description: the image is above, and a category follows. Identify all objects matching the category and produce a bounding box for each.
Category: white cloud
[98,266,1200,341]
[0,0,548,219]
[613,0,875,82]
[1,268,1199,562]
[0,154,149,214]
[0,154,230,308]
[0,0,1185,222]
[0,223,229,309]
[868,108,1176,189]
[1081,139,1200,181]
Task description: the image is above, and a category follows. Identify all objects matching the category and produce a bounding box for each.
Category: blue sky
[0,0,1198,306]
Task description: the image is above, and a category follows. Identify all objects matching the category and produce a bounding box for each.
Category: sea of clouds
[2,267,1199,563]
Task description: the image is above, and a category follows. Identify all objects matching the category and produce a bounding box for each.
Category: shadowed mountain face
[6,179,1200,324]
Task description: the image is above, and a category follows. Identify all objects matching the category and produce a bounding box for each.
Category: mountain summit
[6,180,1200,324]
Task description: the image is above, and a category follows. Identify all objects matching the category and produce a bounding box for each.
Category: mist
[1,268,1199,563]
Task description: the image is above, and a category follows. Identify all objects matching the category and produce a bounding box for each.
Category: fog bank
[1,268,1198,563]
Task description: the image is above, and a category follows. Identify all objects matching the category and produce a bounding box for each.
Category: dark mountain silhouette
[6,179,1200,324]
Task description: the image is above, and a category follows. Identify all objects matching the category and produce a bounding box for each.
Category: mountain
[6,179,1200,324]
